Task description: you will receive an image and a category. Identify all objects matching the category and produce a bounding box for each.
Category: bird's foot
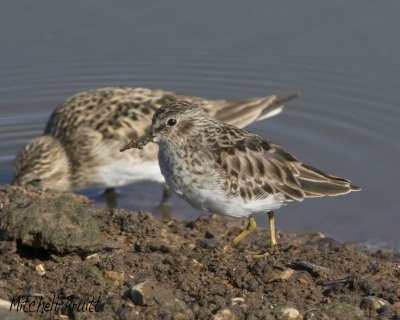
[246,250,270,258]
[156,203,172,220]
[223,242,234,252]
[246,245,277,258]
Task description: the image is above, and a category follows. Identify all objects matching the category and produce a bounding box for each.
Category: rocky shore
[0,185,399,319]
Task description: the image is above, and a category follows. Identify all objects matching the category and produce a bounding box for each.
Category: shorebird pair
[13,87,360,254]
[13,87,297,205]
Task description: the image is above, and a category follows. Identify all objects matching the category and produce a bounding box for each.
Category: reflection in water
[0,1,399,250]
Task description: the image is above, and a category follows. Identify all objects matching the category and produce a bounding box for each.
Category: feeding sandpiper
[13,87,298,206]
[121,101,360,255]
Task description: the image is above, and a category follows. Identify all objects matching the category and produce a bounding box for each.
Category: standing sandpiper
[13,87,298,206]
[121,101,360,255]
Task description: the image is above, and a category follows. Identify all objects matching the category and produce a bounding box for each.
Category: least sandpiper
[121,101,360,254]
[13,87,298,205]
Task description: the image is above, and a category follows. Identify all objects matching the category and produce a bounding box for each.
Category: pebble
[35,263,46,276]
[126,280,187,313]
[127,281,146,305]
[266,268,294,283]
[85,253,99,261]
[231,297,245,303]
[276,307,301,319]
[213,308,236,320]
[105,270,124,284]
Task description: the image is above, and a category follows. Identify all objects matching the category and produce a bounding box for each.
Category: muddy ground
[0,185,399,320]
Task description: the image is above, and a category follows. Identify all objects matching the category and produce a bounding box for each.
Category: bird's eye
[167,118,177,126]
[30,179,42,185]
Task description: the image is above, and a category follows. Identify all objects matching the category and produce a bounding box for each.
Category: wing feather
[211,124,359,203]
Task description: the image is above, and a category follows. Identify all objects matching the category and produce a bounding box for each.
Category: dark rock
[0,194,102,255]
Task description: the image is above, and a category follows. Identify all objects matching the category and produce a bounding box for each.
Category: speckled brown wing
[209,124,359,203]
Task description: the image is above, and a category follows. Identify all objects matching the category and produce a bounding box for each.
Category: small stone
[213,308,236,320]
[266,268,294,283]
[174,312,187,320]
[127,281,147,306]
[85,253,99,261]
[231,297,245,304]
[304,312,316,320]
[276,307,300,319]
[190,259,203,272]
[360,296,389,313]
[105,270,124,284]
[35,263,46,276]
[126,280,187,312]
[298,278,308,285]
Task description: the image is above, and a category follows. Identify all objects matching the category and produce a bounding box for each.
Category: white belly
[158,143,285,218]
[179,184,286,218]
[92,159,164,188]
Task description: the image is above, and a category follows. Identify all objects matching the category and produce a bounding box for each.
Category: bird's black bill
[120,132,154,152]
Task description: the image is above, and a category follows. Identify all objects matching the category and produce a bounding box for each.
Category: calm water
[1,1,399,250]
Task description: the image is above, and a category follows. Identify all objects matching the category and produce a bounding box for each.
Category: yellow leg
[104,188,117,209]
[247,211,276,257]
[223,217,256,251]
[157,184,172,220]
[268,211,277,248]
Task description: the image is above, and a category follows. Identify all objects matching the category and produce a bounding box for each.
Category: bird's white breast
[93,159,164,188]
[158,142,285,218]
